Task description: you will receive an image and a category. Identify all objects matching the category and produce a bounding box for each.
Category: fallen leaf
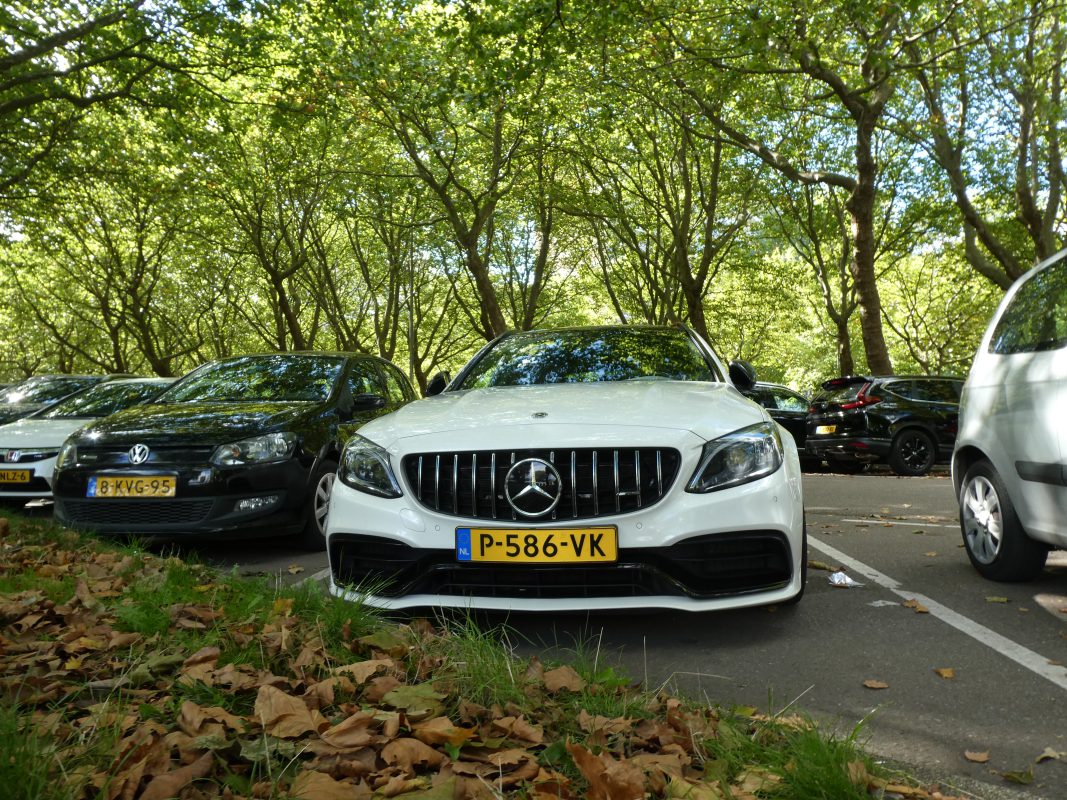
[1000,767,1034,784]
[1035,747,1066,763]
[567,742,645,800]
[903,598,929,613]
[543,665,586,693]
[924,551,938,557]
[287,564,304,575]
[934,667,956,680]
[964,751,990,763]
[383,683,446,721]
[139,751,214,800]
[289,770,364,799]
[333,658,394,684]
[863,680,889,690]
[254,685,326,738]
[986,596,1009,604]
[382,737,448,775]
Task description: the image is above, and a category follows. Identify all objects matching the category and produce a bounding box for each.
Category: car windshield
[158,355,345,403]
[457,328,719,389]
[41,381,168,419]
[0,377,96,405]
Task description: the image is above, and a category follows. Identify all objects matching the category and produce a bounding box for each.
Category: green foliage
[2,0,1062,381]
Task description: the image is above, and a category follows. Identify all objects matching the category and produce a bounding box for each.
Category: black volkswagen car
[53,353,415,549]
[806,375,963,476]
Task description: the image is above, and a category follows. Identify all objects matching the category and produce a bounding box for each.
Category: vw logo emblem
[505,458,562,518]
[128,444,151,465]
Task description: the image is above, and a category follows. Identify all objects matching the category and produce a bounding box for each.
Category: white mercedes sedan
[326,326,805,612]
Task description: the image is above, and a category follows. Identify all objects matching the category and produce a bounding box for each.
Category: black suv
[53,353,415,549]
[806,375,963,476]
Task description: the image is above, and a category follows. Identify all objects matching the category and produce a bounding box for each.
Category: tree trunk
[847,119,893,374]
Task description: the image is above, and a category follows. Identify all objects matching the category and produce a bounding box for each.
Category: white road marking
[841,517,957,529]
[299,567,332,586]
[809,536,1067,692]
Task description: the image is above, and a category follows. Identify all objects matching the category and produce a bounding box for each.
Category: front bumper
[0,456,57,498]
[53,459,311,538]
[326,462,805,612]
[805,435,889,464]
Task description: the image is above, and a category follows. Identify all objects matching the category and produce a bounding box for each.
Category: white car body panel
[327,377,805,613]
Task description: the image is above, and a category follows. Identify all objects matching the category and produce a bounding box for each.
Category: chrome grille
[76,446,215,467]
[401,448,681,521]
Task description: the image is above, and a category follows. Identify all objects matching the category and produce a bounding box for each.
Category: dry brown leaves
[0,520,970,799]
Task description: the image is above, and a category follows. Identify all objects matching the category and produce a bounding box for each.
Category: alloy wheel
[961,474,1002,565]
[313,472,335,537]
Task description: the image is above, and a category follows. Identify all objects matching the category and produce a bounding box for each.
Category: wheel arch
[952,444,989,496]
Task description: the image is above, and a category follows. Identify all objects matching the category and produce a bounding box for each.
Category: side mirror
[351,393,386,411]
[425,371,452,397]
[728,359,757,391]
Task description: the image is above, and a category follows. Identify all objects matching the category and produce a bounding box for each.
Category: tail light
[839,382,881,410]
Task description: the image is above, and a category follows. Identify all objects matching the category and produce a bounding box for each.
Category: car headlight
[210,432,297,466]
[339,434,402,498]
[686,422,783,493]
[55,440,77,470]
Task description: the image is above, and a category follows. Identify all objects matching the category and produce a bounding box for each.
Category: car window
[346,362,383,397]
[42,382,167,419]
[990,258,1067,353]
[772,390,808,412]
[458,328,719,389]
[159,355,345,403]
[0,377,96,404]
[912,379,961,403]
[380,363,414,405]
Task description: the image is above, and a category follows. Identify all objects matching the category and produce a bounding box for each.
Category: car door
[337,360,391,444]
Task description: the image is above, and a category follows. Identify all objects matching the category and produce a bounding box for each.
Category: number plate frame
[87,475,178,498]
[0,469,31,483]
[456,527,618,564]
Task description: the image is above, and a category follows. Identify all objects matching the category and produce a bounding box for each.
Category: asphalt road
[130,469,1067,799]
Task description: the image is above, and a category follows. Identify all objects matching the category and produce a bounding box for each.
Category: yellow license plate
[815,425,837,435]
[87,475,177,498]
[0,469,31,483]
[456,527,617,564]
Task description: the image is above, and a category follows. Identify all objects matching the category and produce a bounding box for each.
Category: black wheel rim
[901,435,932,471]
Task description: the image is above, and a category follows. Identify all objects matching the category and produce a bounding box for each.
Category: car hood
[360,381,767,450]
[0,417,91,448]
[72,402,321,446]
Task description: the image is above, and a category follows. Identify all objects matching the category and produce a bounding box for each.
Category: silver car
[953,248,1067,581]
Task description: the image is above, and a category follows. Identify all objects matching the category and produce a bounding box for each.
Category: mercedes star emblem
[504,457,562,518]
[128,444,151,465]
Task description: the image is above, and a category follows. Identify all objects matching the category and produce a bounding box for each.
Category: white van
[953,248,1067,581]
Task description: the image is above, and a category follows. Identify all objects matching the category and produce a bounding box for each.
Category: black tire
[888,429,936,476]
[295,459,337,551]
[959,460,1047,581]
